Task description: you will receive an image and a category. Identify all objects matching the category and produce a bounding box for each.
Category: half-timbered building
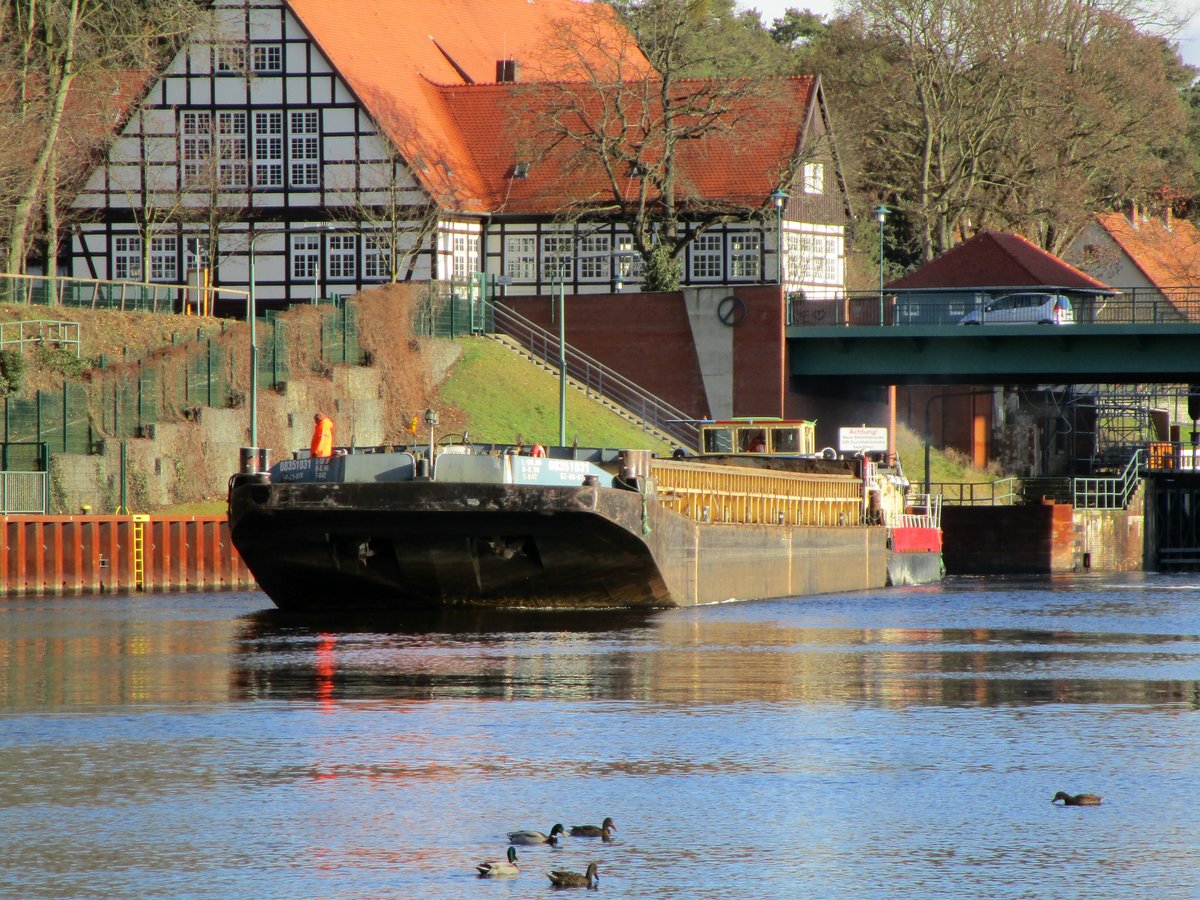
[71,0,850,305]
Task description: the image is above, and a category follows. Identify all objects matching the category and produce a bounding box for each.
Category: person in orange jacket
[311,411,334,458]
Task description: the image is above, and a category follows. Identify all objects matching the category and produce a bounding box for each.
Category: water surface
[1,573,1197,897]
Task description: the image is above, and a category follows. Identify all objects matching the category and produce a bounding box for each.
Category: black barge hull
[228,478,892,610]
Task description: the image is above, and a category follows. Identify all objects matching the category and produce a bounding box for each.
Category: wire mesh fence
[0,301,366,469]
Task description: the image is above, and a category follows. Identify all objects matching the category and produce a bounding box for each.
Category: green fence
[415,276,496,338]
[0,301,366,468]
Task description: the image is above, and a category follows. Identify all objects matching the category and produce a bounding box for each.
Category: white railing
[0,472,48,514]
[890,493,942,529]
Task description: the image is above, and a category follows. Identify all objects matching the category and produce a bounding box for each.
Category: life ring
[531,444,547,457]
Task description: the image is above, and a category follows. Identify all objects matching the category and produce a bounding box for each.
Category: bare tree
[524,0,804,290]
[0,0,199,274]
[815,0,1193,262]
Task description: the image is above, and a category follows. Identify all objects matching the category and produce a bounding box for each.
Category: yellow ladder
[131,514,150,591]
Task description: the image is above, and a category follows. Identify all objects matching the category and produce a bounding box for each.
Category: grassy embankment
[439,337,674,452]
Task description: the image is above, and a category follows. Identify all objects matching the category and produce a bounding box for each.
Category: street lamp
[769,188,789,286]
[549,273,567,446]
[872,205,890,326]
[245,222,337,461]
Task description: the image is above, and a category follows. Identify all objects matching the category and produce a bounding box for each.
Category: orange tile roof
[436,76,816,214]
[287,0,811,215]
[287,0,650,212]
[888,231,1112,292]
[1093,210,1200,288]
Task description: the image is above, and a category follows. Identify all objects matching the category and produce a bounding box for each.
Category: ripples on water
[0,573,1198,898]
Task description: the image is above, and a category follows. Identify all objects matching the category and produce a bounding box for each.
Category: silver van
[959,293,1074,325]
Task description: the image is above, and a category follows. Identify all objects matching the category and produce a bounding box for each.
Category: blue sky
[738,1,1200,70]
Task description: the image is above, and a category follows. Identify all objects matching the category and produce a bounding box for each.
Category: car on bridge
[959,292,1074,325]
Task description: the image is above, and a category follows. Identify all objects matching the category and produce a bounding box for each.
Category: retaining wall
[1,514,254,596]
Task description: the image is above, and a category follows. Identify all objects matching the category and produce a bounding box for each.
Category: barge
[227,419,942,611]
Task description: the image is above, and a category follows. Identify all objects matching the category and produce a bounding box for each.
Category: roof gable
[1092,210,1200,288]
[887,231,1112,292]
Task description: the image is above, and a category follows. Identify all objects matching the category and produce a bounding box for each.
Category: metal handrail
[926,478,1020,506]
[1073,449,1144,510]
[487,298,700,449]
[0,320,82,357]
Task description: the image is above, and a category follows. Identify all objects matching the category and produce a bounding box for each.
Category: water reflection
[227,593,1200,710]
[3,579,1200,898]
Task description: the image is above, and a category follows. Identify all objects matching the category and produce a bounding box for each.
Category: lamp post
[246,222,337,458]
[769,188,789,286]
[872,205,889,326]
[549,274,567,446]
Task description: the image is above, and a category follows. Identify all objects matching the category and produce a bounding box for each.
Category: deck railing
[652,458,864,527]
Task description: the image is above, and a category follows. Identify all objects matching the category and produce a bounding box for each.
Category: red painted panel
[892,526,942,553]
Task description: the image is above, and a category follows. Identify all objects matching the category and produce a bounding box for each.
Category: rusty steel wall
[1,515,255,596]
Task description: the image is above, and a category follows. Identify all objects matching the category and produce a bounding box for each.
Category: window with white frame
[289,111,320,188]
[113,235,142,280]
[468,235,480,275]
[579,234,611,280]
[802,162,824,195]
[452,234,468,281]
[216,111,247,189]
[786,233,802,283]
[823,235,843,283]
[214,44,246,72]
[327,234,356,279]
[616,235,644,280]
[793,231,843,285]
[254,111,283,188]
[292,233,320,279]
[542,234,573,281]
[181,111,212,185]
[150,236,177,281]
[689,232,723,280]
[505,235,536,280]
[364,235,392,280]
[252,44,282,73]
[728,232,761,279]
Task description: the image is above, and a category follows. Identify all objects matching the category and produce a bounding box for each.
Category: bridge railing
[788,287,1200,327]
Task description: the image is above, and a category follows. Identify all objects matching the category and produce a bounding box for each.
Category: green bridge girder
[786,324,1200,385]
